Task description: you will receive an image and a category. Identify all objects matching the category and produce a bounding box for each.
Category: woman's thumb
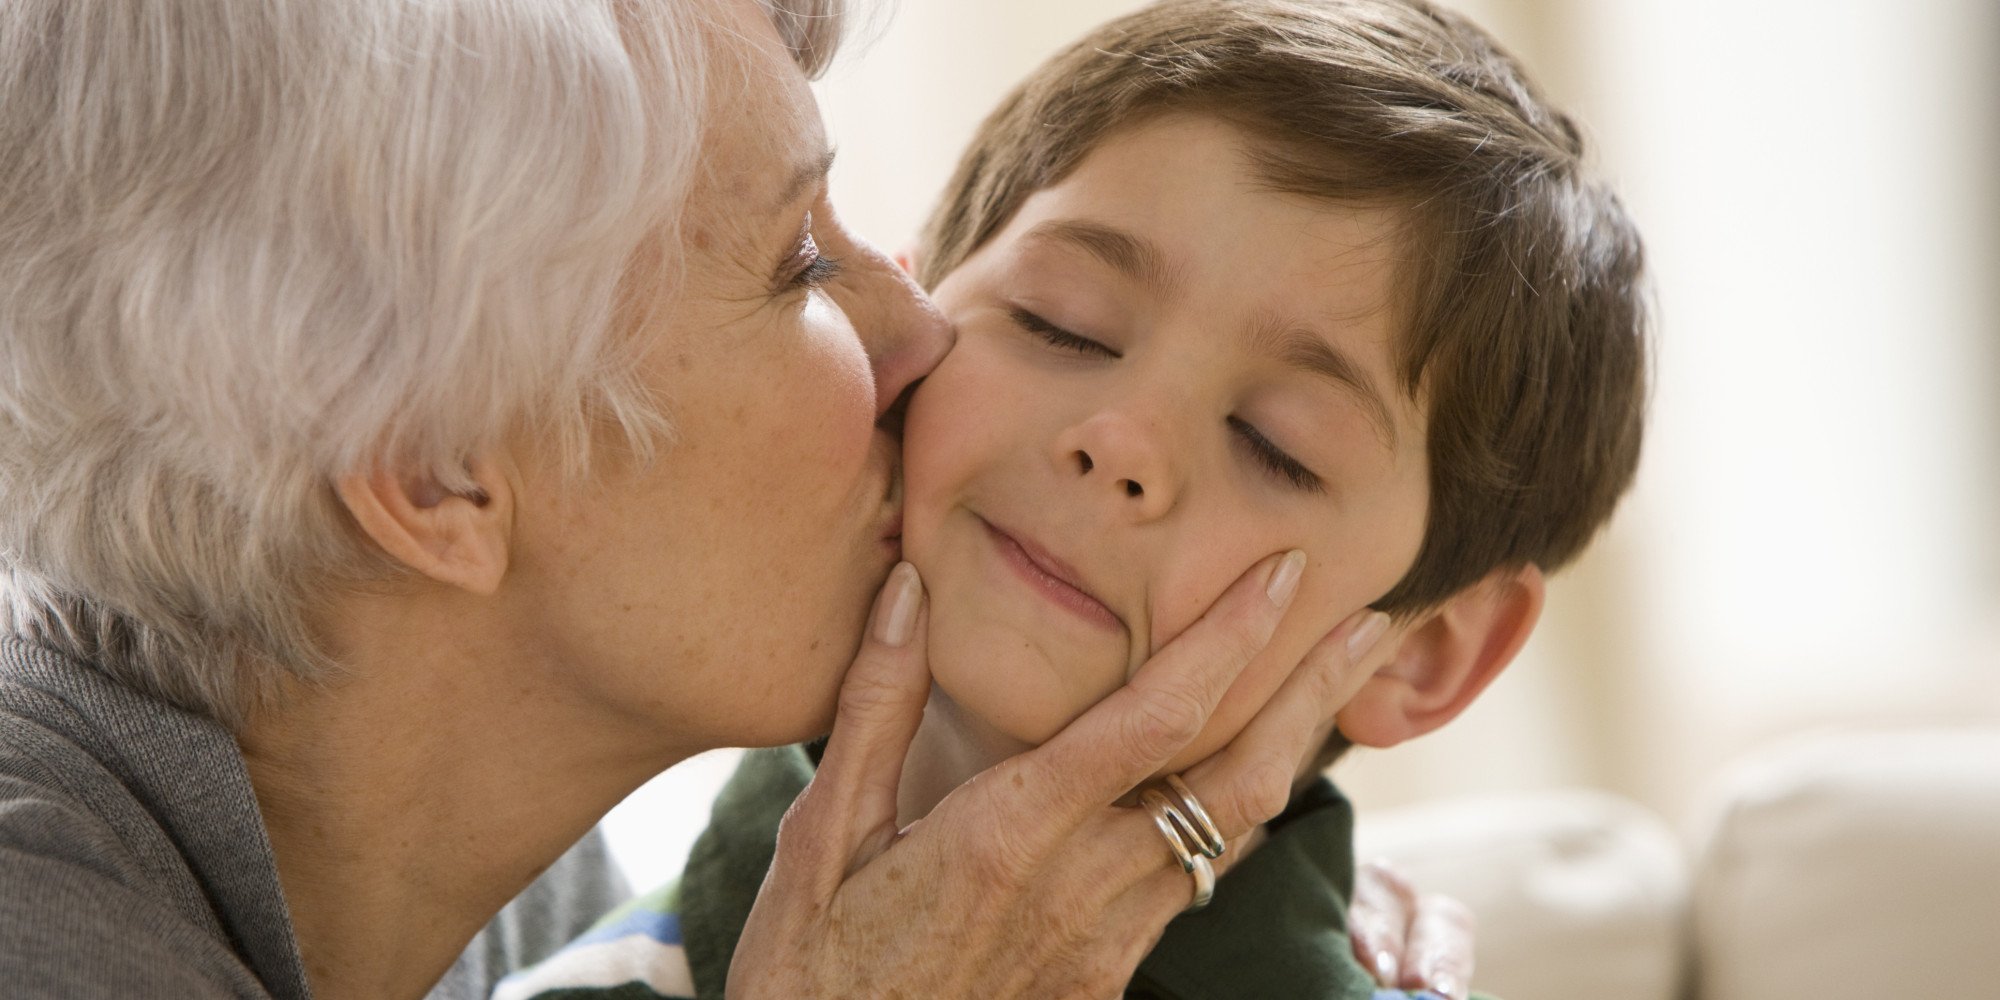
[778,562,933,889]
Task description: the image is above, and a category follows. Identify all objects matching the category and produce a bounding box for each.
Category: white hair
[0,0,852,726]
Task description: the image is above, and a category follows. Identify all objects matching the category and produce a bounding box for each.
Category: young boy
[504,0,1645,997]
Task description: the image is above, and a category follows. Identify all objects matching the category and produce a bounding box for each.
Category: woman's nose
[834,237,953,420]
[1056,410,1180,522]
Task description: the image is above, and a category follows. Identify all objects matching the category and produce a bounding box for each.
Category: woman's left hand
[1349,858,1477,1000]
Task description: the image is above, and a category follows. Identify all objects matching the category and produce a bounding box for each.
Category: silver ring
[1140,789,1199,873]
[1187,853,1215,911]
[1163,774,1226,859]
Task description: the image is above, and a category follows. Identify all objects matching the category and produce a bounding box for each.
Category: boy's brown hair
[917,0,1648,616]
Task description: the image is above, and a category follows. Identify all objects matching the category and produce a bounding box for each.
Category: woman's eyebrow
[1021,219,1184,293]
[774,147,837,211]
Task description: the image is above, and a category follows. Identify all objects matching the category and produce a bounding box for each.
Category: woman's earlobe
[334,456,513,595]
[1333,565,1545,749]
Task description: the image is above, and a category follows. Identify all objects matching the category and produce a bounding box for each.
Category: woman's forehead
[674,3,830,265]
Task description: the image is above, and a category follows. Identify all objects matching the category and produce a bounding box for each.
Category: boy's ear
[1334,563,1545,749]
[893,243,921,277]
[334,455,514,596]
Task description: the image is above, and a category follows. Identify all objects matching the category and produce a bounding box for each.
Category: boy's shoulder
[1127,775,1386,1000]
[499,744,815,1000]
[505,746,1497,1000]
[491,879,694,1000]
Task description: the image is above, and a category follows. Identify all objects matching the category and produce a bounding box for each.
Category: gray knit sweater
[0,637,629,998]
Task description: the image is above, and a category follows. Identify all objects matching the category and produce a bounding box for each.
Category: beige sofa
[1354,728,2000,999]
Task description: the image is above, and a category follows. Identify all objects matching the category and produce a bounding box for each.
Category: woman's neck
[237,591,692,1000]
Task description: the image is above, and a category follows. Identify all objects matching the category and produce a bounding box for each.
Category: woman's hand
[1350,859,1478,1000]
[728,553,1386,998]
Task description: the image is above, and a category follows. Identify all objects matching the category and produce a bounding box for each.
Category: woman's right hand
[728,552,1386,998]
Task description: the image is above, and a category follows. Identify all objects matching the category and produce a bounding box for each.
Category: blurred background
[604,0,2000,897]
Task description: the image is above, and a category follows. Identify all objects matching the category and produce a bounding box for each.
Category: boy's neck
[894,687,1340,834]
[896,686,1038,827]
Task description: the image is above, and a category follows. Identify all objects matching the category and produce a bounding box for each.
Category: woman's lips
[980,518,1123,632]
[876,433,903,552]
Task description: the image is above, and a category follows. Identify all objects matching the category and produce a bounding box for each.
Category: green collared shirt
[663,744,1495,1000]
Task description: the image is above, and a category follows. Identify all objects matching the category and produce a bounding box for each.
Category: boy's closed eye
[1008,305,1325,493]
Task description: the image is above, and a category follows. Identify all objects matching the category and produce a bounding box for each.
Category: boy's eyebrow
[1249,317,1400,449]
[1026,216,1399,448]
[1023,219,1183,293]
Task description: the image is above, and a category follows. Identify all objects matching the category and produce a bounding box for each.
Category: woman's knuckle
[1201,622,1254,673]
[836,669,904,716]
[1083,958,1128,998]
[967,822,1041,890]
[1235,758,1294,824]
[1423,891,1477,929]
[1126,685,1207,755]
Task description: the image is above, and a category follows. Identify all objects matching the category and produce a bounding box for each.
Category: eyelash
[787,231,843,290]
[1012,308,1324,494]
[1011,308,1119,358]
[1229,417,1323,492]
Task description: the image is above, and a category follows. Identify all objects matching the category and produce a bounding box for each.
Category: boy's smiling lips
[976,515,1126,633]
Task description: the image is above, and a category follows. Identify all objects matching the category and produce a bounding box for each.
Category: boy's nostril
[1123,480,1143,498]
[1075,450,1094,474]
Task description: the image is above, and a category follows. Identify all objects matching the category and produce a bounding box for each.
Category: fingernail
[1347,611,1390,661]
[871,562,922,647]
[1374,950,1400,987]
[1265,550,1306,607]
[1428,975,1460,1000]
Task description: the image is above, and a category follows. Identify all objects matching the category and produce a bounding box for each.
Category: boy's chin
[926,634,1114,752]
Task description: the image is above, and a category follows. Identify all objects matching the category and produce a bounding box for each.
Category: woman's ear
[334,455,514,596]
[893,244,921,276]
[1334,564,1545,749]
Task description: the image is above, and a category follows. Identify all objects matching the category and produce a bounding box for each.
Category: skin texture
[492,10,956,755]
[238,6,1502,998]
[905,113,1432,776]
[243,2,951,996]
[890,117,1539,1000]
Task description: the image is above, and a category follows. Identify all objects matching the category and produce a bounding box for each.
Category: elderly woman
[0,1,1460,997]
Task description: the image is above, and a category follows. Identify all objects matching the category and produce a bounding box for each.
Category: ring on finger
[1187,853,1215,910]
[1140,789,1200,873]
[1141,790,1217,912]
[1162,773,1226,858]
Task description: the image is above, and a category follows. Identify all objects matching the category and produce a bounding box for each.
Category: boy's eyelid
[1230,414,1325,493]
[1009,306,1120,358]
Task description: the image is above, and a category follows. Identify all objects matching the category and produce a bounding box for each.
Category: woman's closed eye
[1011,308,1118,358]
[1228,416,1323,493]
[781,214,843,291]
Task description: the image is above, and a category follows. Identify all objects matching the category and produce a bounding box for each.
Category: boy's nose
[1059,411,1179,522]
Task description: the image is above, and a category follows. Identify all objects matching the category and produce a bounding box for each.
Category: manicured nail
[871,562,922,647]
[1429,976,1460,1000]
[1374,950,1401,987]
[1347,611,1390,661]
[1265,550,1306,607]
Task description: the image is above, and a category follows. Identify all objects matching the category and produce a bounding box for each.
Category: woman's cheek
[802,299,881,449]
